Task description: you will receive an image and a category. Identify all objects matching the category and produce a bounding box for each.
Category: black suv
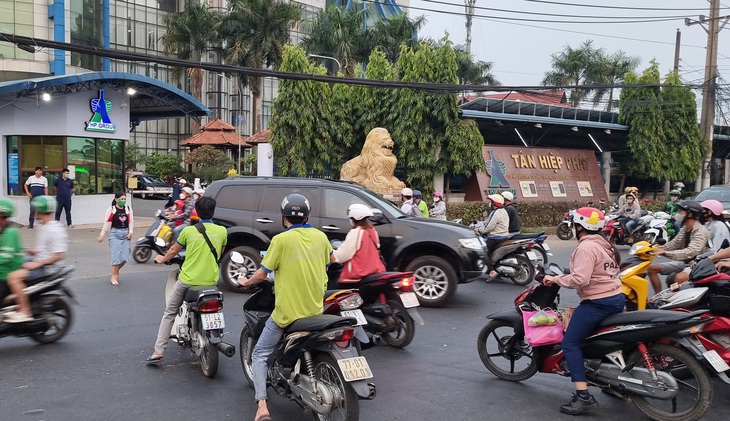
[205,177,486,307]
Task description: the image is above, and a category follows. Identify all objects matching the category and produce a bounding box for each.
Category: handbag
[522,309,564,347]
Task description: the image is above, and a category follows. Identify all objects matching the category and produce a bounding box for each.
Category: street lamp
[306,54,341,73]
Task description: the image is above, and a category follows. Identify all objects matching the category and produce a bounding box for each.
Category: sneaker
[68,224,74,228]
[27,225,33,229]
[560,393,598,415]
[4,311,33,323]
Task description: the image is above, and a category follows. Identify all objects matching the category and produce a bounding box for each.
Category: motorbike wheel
[199,335,219,378]
[508,255,535,286]
[221,246,261,293]
[29,296,74,344]
[239,326,255,388]
[532,245,548,266]
[312,354,360,421]
[406,255,458,308]
[132,245,152,264]
[476,320,537,382]
[627,344,712,421]
[380,299,415,348]
[556,222,573,240]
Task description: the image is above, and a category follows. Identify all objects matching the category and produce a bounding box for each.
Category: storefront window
[70,0,103,70]
[97,139,124,194]
[67,137,98,195]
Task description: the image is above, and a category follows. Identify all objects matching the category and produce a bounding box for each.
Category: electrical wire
[518,0,726,12]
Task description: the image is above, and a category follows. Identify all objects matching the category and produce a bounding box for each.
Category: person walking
[24,166,48,228]
[54,168,75,227]
[97,192,134,286]
[429,191,447,220]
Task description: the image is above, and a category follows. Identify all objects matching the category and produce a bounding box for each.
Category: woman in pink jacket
[543,207,624,415]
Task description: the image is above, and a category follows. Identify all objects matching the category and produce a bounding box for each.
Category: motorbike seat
[598,309,708,327]
[640,210,649,217]
[324,289,357,300]
[509,232,544,240]
[26,265,74,285]
[360,272,409,284]
[183,287,221,302]
[285,314,353,333]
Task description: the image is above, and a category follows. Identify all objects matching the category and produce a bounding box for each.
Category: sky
[407,0,730,91]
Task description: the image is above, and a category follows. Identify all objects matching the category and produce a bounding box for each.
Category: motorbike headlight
[459,237,484,250]
[338,294,364,310]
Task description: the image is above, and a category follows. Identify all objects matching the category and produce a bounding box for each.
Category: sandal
[145,355,163,364]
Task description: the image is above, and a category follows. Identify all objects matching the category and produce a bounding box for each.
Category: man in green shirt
[238,193,332,421]
[146,196,227,363]
[0,199,29,323]
[413,190,429,217]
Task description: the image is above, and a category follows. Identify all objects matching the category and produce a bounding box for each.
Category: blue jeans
[252,316,284,401]
[172,221,189,242]
[562,293,625,382]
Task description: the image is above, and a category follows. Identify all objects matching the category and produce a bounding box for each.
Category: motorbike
[324,272,424,349]
[239,280,376,421]
[641,211,673,245]
[509,231,552,266]
[158,239,237,378]
[132,209,173,263]
[477,264,714,421]
[470,220,537,286]
[602,211,651,245]
[0,265,75,343]
[555,209,576,240]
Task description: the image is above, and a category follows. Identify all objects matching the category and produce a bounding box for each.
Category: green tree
[328,74,358,171]
[145,152,182,178]
[356,49,398,136]
[184,145,225,168]
[161,1,221,133]
[301,6,368,76]
[220,0,301,134]
[619,61,707,182]
[270,45,333,177]
[589,50,640,111]
[124,140,146,171]
[542,40,603,107]
[454,46,500,86]
[367,13,427,63]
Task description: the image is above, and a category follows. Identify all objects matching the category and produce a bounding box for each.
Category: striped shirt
[25,175,48,197]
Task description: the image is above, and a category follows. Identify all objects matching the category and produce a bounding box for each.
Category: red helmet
[573,207,606,231]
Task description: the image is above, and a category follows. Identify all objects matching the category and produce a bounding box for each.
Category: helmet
[433,191,443,198]
[631,186,638,193]
[674,181,685,189]
[401,188,413,197]
[669,189,681,196]
[281,193,310,218]
[178,178,187,185]
[0,198,15,217]
[501,191,514,201]
[30,195,57,214]
[624,187,632,193]
[701,199,724,216]
[412,190,422,198]
[573,207,606,231]
[676,200,703,219]
[626,193,635,200]
[348,203,373,221]
[182,187,193,196]
[487,194,504,206]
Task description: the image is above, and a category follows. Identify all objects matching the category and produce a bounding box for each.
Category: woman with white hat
[475,194,510,278]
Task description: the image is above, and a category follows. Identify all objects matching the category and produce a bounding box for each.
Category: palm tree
[588,51,640,112]
[221,0,301,134]
[454,47,500,86]
[367,13,427,63]
[161,1,221,133]
[542,40,603,108]
[300,6,368,77]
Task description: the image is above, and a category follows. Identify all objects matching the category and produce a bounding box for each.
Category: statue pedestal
[373,187,404,202]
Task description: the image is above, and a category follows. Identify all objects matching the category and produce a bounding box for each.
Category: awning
[0,71,211,122]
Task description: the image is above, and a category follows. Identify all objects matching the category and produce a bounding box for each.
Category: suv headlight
[459,237,484,250]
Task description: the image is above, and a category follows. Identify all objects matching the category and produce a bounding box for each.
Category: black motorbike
[239,281,376,421]
[0,265,75,343]
[132,209,172,264]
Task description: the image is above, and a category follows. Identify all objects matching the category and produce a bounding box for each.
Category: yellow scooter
[618,240,661,310]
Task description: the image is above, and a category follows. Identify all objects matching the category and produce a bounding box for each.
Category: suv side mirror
[370,208,386,225]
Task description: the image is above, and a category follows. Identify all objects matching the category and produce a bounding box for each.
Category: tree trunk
[189,67,204,135]
[251,76,262,134]
[607,88,614,112]
[618,173,626,198]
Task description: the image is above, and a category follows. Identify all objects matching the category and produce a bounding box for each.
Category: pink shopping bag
[522,309,564,347]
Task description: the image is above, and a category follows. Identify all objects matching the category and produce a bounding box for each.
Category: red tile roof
[180,118,251,147]
[460,90,568,106]
[245,129,271,144]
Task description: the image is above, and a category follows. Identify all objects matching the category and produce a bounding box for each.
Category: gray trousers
[153,280,189,355]
[252,316,284,401]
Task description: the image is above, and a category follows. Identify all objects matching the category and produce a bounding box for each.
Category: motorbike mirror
[230,251,244,264]
[722,239,730,250]
[154,237,166,247]
[547,263,564,276]
[330,240,343,250]
[657,238,667,246]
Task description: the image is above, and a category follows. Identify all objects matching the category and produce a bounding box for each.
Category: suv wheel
[221,246,261,293]
[406,255,458,308]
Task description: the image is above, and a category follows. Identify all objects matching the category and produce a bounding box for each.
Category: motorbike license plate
[201,312,225,330]
[526,251,538,261]
[702,350,730,373]
[341,309,367,326]
[399,292,420,308]
[337,356,373,382]
[542,243,550,251]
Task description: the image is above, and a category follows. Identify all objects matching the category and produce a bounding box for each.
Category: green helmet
[669,189,681,196]
[0,198,15,217]
[30,195,57,214]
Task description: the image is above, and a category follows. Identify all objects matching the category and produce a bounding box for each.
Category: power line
[519,0,727,12]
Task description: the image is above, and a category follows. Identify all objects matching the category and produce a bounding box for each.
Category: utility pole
[673,28,681,74]
[686,0,729,189]
[465,0,476,54]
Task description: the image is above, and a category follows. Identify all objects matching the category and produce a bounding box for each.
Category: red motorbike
[477,263,714,421]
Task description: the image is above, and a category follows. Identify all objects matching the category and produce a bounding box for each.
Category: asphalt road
[2,231,729,421]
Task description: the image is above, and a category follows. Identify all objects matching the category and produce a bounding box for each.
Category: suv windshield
[141,176,167,187]
[359,188,405,218]
[695,188,730,203]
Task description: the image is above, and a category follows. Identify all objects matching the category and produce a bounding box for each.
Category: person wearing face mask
[97,192,134,285]
[429,191,447,220]
[673,200,730,286]
[617,192,641,237]
[662,189,682,234]
[170,187,195,241]
[475,194,510,279]
[331,203,386,283]
[646,200,709,294]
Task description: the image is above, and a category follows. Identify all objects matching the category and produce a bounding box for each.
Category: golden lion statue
[340,128,405,192]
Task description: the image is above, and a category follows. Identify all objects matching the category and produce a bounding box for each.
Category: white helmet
[487,194,504,206]
[501,191,514,201]
[401,188,413,197]
[348,203,374,221]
